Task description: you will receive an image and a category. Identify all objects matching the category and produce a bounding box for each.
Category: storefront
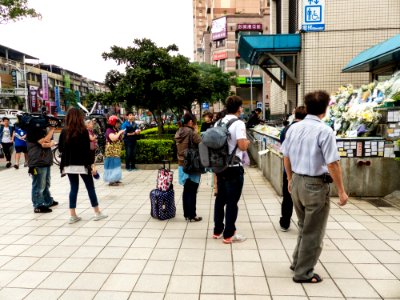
[242,34,400,197]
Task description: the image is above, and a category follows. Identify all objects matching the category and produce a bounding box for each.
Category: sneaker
[13,164,19,169]
[93,172,100,180]
[109,182,119,186]
[34,206,52,213]
[223,233,247,244]
[94,212,108,221]
[212,233,223,239]
[6,162,11,168]
[49,201,59,207]
[68,215,81,224]
[280,226,289,232]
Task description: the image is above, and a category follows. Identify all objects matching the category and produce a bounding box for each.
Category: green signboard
[236,76,263,85]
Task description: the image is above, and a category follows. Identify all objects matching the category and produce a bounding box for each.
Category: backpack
[199,118,241,173]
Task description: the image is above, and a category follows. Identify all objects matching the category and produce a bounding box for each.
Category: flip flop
[293,274,323,283]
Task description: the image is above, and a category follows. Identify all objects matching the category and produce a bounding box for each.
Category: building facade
[0,44,107,114]
[193,0,271,116]
[266,0,400,118]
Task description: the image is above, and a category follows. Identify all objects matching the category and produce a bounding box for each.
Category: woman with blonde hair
[59,108,107,224]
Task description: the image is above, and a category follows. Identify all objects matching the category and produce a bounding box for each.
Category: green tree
[0,0,40,23]
[193,62,236,105]
[102,38,202,133]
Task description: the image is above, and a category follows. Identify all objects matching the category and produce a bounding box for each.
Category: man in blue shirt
[281,91,348,284]
[121,112,140,171]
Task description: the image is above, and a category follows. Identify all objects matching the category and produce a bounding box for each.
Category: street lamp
[4,62,28,111]
[247,65,255,111]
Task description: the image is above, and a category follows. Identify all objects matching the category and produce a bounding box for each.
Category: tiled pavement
[0,165,399,300]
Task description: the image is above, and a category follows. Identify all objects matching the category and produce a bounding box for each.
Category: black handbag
[183,132,205,174]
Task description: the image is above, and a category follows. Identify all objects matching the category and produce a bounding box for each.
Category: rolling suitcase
[150,187,176,220]
[150,160,176,220]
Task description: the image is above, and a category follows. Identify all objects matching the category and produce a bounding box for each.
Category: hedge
[140,125,178,135]
[120,139,176,164]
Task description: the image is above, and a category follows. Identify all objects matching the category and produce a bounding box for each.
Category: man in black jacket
[27,122,58,213]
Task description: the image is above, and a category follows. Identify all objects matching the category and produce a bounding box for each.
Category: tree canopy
[101,38,234,121]
[0,0,40,23]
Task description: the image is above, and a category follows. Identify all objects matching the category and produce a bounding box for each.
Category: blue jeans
[214,166,244,239]
[67,174,99,209]
[31,166,54,208]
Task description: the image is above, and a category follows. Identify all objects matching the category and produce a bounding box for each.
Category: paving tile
[94,291,130,300]
[114,259,147,274]
[0,270,22,287]
[267,277,306,296]
[85,258,120,273]
[368,279,400,298]
[57,257,93,272]
[205,249,232,262]
[38,272,80,289]
[1,256,39,271]
[101,274,139,291]
[234,261,265,276]
[167,275,201,293]
[263,262,293,278]
[302,278,343,297]
[200,295,235,300]
[69,272,109,290]
[7,271,50,288]
[232,249,261,262]
[173,261,203,276]
[0,287,32,300]
[371,250,400,263]
[59,290,97,300]
[143,260,175,275]
[342,250,379,263]
[201,276,234,294]
[129,292,164,300]
[334,278,380,298]
[322,262,363,279]
[235,276,269,295]
[124,247,153,260]
[354,263,396,279]
[134,274,170,292]
[24,289,65,300]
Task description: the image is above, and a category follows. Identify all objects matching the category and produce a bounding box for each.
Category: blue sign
[202,102,209,110]
[54,86,62,114]
[302,0,325,32]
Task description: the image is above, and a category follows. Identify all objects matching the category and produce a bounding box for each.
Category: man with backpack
[211,96,250,244]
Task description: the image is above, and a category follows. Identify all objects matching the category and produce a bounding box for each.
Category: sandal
[293,274,323,284]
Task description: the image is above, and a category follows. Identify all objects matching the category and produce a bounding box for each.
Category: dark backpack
[199,118,241,173]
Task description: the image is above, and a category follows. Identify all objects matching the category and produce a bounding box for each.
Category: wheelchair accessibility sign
[302,0,325,32]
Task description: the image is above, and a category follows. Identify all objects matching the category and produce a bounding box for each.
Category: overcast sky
[0,0,194,82]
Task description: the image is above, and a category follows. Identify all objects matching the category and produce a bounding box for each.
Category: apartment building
[193,0,271,115]
[239,0,400,118]
[0,44,107,113]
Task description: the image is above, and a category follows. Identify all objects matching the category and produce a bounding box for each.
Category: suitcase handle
[162,159,171,170]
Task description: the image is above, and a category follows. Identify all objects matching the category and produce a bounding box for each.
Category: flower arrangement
[325,71,400,137]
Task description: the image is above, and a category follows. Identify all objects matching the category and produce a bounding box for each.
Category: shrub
[143,134,175,140]
[136,139,176,163]
[140,125,178,135]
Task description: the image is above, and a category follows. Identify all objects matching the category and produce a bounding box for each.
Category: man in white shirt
[213,96,250,244]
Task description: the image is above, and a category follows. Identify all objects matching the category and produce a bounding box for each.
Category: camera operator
[26,108,59,213]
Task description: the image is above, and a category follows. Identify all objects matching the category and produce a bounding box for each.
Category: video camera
[17,112,61,130]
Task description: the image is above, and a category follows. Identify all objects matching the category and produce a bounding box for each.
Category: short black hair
[126,112,133,116]
[255,108,262,113]
[304,91,330,116]
[225,95,243,114]
[2,117,9,121]
[294,106,307,120]
[183,113,196,125]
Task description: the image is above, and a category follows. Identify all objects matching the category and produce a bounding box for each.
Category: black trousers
[1,142,13,162]
[182,179,199,219]
[280,171,293,229]
[124,141,137,169]
[214,166,244,239]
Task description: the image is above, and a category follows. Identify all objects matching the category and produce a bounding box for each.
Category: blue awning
[343,34,400,73]
[238,34,301,65]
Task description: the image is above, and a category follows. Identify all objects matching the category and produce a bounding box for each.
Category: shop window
[236,31,262,43]
[236,58,260,71]
[215,39,226,48]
